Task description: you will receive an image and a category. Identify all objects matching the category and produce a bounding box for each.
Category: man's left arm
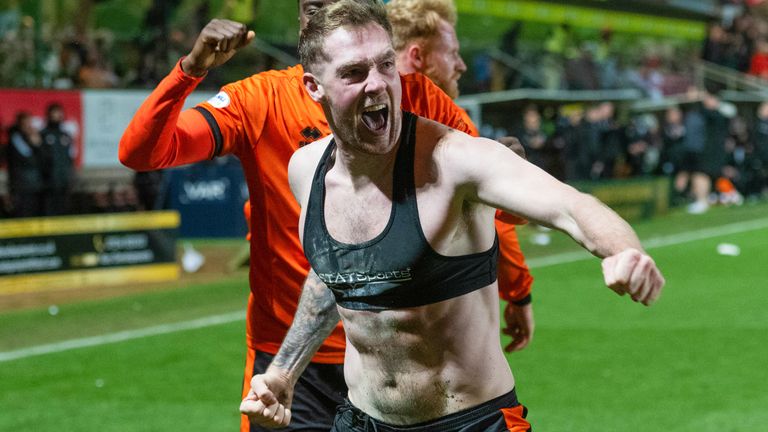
[453,135,665,305]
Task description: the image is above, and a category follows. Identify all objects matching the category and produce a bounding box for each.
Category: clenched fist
[181,19,255,77]
[601,248,665,306]
[240,368,294,428]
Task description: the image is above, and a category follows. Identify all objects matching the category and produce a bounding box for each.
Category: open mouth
[361,104,389,133]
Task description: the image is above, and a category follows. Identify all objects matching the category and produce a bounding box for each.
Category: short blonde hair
[386,0,457,52]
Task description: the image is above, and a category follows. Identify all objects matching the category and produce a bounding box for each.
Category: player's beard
[323,98,400,156]
[424,63,460,99]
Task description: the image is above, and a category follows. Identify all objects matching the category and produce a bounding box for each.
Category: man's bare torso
[295,117,515,424]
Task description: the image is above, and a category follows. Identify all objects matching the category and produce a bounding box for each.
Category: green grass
[2,322,245,431]
[507,226,768,431]
[0,275,249,352]
[1,202,767,431]
[514,200,768,259]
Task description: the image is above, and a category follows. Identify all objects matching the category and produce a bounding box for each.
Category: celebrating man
[241,1,665,430]
[119,0,533,430]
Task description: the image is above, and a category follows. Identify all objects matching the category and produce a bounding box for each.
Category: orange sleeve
[196,73,271,158]
[496,209,528,226]
[119,58,217,171]
[400,72,479,137]
[495,215,533,303]
[243,201,252,241]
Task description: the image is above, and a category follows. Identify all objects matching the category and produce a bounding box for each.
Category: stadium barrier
[572,176,671,222]
[164,157,249,238]
[0,211,179,295]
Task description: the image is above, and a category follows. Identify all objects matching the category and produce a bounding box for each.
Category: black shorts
[681,150,725,178]
[330,388,530,432]
[679,150,703,174]
[245,350,347,432]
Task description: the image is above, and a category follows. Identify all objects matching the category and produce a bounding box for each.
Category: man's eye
[305,7,319,16]
[342,70,360,79]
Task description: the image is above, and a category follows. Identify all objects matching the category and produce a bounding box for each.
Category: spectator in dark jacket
[133,170,165,211]
[702,22,731,66]
[7,112,45,217]
[517,106,549,171]
[552,104,583,181]
[751,101,768,195]
[624,113,662,177]
[661,106,686,177]
[40,103,77,215]
[676,92,730,213]
[574,104,607,180]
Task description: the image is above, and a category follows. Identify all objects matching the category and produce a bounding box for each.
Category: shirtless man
[119,1,533,430]
[240,1,665,430]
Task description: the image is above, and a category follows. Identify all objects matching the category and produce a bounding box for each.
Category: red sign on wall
[0,89,83,168]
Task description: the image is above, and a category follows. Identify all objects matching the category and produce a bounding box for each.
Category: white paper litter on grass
[716,243,741,256]
[182,243,206,273]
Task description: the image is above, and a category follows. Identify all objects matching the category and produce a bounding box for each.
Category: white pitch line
[525,217,768,269]
[640,217,768,249]
[0,310,245,363]
[3,216,768,363]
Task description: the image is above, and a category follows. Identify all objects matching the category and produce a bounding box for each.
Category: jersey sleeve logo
[207,91,231,109]
[299,126,323,147]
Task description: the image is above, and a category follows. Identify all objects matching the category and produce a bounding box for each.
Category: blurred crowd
[6,95,768,221]
[0,1,279,90]
[1,104,76,217]
[1,1,765,95]
[2,1,768,219]
[468,2,768,99]
[467,21,698,98]
[702,3,768,79]
[0,103,163,218]
[496,92,768,212]
[0,1,714,95]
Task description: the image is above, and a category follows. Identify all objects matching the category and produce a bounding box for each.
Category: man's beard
[424,65,458,99]
[324,104,398,156]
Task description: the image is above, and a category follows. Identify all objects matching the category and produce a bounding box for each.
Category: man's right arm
[273,270,340,380]
[240,140,339,427]
[239,270,339,428]
[118,62,214,170]
[118,19,254,171]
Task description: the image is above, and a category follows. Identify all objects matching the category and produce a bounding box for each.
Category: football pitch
[1,203,767,431]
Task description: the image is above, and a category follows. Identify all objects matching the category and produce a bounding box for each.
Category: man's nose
[364,70,386,95]
[457,56,467,74]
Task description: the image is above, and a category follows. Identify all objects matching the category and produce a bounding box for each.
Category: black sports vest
[303,111,498,311]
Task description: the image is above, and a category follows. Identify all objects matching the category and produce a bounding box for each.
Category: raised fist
[181,19,255,77]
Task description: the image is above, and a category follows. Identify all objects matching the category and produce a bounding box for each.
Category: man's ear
[303,72,324,102]
[406,44,425,71]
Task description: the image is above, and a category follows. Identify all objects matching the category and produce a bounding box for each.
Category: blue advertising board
[164,156,249,238]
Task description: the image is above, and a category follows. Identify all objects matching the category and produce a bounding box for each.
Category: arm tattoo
[272,269,340,380]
